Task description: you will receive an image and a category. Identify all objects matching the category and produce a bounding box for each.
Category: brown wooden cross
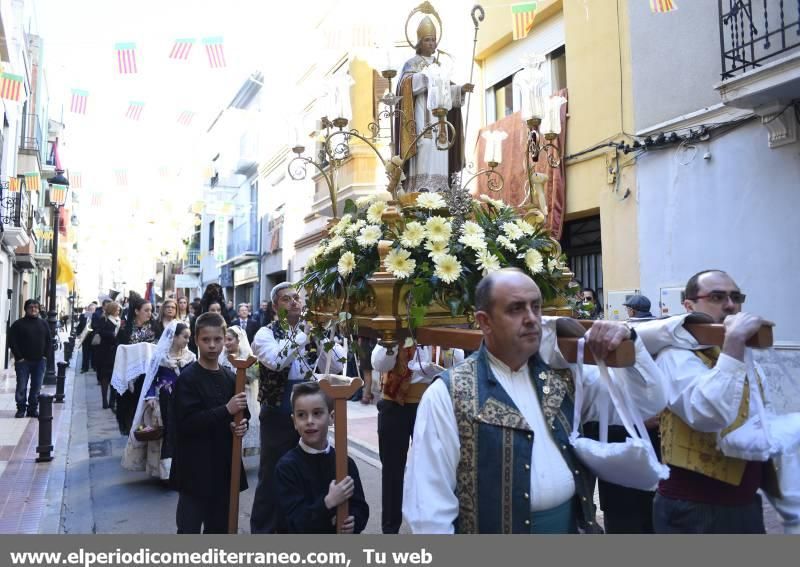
[318,376,364,534]
[227,354,257,535]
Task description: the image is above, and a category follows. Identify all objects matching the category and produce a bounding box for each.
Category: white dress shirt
[371,345,465,385]
[251,324,345,381]
[402,331,666,534]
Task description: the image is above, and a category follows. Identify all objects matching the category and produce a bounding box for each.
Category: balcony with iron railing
[20,113,43,156]
[0,186,32,247]
[719,0,800,79]
[183,248,201,271]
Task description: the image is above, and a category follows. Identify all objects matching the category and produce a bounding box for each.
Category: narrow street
[61,363,391,534]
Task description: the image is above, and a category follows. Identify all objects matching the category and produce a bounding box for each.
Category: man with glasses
[650,269,794,533]
[250,282,345,533]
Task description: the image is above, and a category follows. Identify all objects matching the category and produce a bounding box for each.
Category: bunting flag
[91,192,103,208]
[115,42,138,74]
[202,37,226,68]
[169,38,195,60]
[70,89,88,114]
[0,73,23,102]
[69,171,82,188]
[177,111,195,126]
[126,101,145,120]
[511,2,538,41]
[650,0,678,12]
[114,169,128,186]
[8,177,21,192]
[24,172,40,192]
[158,166,170,178]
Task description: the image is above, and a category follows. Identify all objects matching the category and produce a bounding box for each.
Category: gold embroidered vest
[660,347,760,485]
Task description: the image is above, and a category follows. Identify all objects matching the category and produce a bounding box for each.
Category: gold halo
[405,1,444,50]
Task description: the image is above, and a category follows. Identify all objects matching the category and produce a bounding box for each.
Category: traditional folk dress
[403,317,666,534]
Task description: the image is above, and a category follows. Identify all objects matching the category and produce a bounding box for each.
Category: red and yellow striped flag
[650,0,678,13]
[512,2,538,41]
[25,172,40,192]
[8,177,21,192]
[0,73,23,102]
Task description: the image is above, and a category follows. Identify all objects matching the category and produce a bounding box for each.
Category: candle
[384,47,393,73]
[543,95,567,136]
[482,131,508,164]
[514,53,547,121]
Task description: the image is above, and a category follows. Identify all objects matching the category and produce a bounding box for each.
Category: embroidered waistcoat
[257,321,318,411]
[438,345,598,534]
[660,347,763,485]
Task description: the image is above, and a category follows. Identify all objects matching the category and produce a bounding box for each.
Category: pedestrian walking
[8,299,51,418]
[94,301,123,409]
[76,302,97,373]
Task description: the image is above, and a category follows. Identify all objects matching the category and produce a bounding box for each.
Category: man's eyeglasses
[687,291,746,305]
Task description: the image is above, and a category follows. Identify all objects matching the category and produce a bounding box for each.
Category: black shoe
[15,409,26,418]
[26,410,39,418]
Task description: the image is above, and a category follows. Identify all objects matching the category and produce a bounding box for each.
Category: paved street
[60,360,393,534]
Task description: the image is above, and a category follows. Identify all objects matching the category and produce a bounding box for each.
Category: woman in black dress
[93,301,123,409]
[115,292,158,435]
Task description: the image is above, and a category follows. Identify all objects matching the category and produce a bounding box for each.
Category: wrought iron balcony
[0,185,31,232]
[20,113,43,154]
[719,0,800,79]
[184,248,201,268]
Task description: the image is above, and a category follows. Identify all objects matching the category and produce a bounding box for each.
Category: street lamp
[160,250,169,302]
[43,169,69,386]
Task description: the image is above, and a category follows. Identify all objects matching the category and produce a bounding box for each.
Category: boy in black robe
[274,381,369,533]
[170,312,250,533]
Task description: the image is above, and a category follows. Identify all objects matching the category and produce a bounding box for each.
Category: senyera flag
[126,101,145,121]
[24,172,41,192]
[115,42,138,74]
[71,89,88,114]
[169,38,195,60]
[177,111,195,126]
[511,2,538,41]
[650,0,678,12]
[7,176,21,192]
[203,37,226,68]
[69,171,82,189]
[0,73,23,102]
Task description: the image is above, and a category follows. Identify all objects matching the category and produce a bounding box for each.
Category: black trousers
[653,493,766,534]
[116,375,144,436]
[176,491,228,534]
[81,341,94,372]
[250,406,299,534]
[377,399,419,534]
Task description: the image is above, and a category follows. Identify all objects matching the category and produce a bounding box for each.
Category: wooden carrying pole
[318,377,364,534]
[416,324,636,367]
[227,354,257,534]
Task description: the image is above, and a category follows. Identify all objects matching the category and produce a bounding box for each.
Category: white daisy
[367,201,387,224]
[460,221,484,238]
[425,216,452,243]
[385,248,416,279]
[338,251,356,276]
[497,235,517,252]
[400,221,426,248]
[345,219,366,235]
[325,236,345,254]
[425,239,449,261]
[476,250,501,275]
[356,225,382,247]
[459,233,487,251]
[434,254,462,284]
[356,195,375,208]
[416,192,447,210]
[525,249,545,274]
[479,194,507,209]
[502,222,524,241]
[516,219,536,236]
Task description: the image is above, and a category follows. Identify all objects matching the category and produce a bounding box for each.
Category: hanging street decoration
[7,176,21,192]
[511,2,538,41]
[114,168,129,186]
[126,101,145,120]
[649,0,678,12]
[71,89,88,114]
[177,110,195,126]
[0,73,23,102]
[24,172,41,192]
[169,38,195,60]
[91,192,104,208]
[202,37,226,68]
[115,42,139,74]
[69,171,82,189]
